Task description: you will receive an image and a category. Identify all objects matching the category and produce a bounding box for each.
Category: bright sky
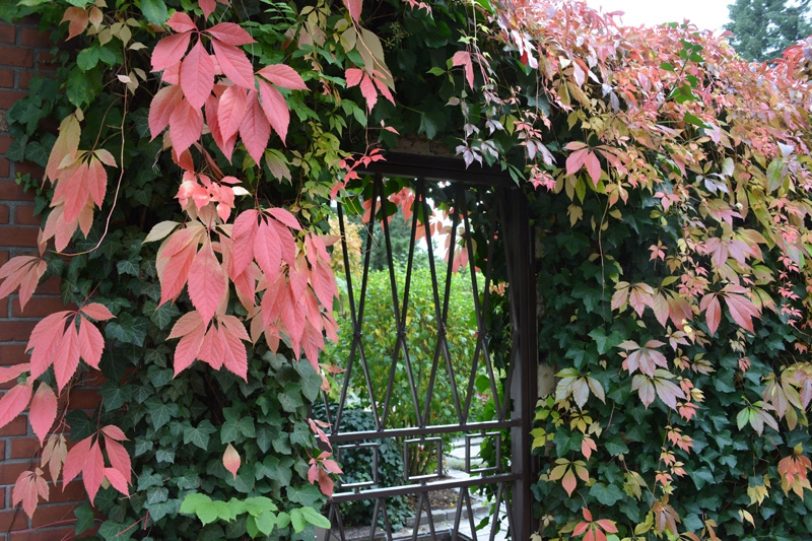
[584,0,731,31]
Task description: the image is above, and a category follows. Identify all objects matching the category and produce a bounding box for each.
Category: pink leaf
[258,80,290,143]
[167,12,197,33]
[359,74,378,111]
[206,22,255,46]
[148,85,183,140]
[188,245,227,325]
[700,293,722,336]
[199,0,217,19]
[257,64,308,90]
[0,364,29,385]
[104,467,129,496]
[345,68,363,87]
[180,39,216,109]
[230,210,258,276]
[211,40,255,89]
[566,148,587,176]
[342,0,363,23]
[83,440,105,504]
[584,151,602,185]
[151,32,192,72]
[451,50,474,89]
[0,384,32,431]
[238,98,271,165]
[29,383,57,445]
[77,318,104,369]
[105,438,132,484]
[174,325,206,376]
[54,322,80,392]
[62,436,92,486]
[253,220,281,281]
[80,303,115,321]
[12,470,48,518]
[217,85,250,141]
[267,207,301,230]
[168,97,204,155]
[223,443,241,478]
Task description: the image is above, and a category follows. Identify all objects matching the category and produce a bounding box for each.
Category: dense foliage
[727,0,811,61]
[1,0,812,539]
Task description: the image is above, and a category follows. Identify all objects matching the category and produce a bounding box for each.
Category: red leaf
[0,256,46,310]
[451,50,474,89]
[566,148,587,176]
[267,207,301,230]
[317,469,334,496]
[342,0,363,23]
[724,293,758,333]
[217,85,250,141]
[168,97,204,155]
[151,32,192,72]
[80,303,115,321]
[238,98,271,165]
[223,443,241,478]
[258,80,290,143]
[257,64,307,90]
[63,435,92,486]
[211,40,255,89]
[174,322,206,375]
[157,228,199,305]
[0,384,32,431]
[199,0,217,19]
[77,318,104,369]
[104,467,129,496]
[217,322,248,380]
[102,425,127,442]
[180,40,216,109]
[27,311,71,380]
[206,22,255,46]
[12,470,48,518]
[253,220,281,281]
[105,438,132,484]
[359,74,378,111]
[29,383,57,445]
[54,322,80,392]
[584,151,602,185]
[230,210,258,276]
[62,7,89,40]
[167,12,197,33]
[562,469,577,496]
[345,67,363,87]
[187,245,227,324]
[0,364,29,384]
[148,85,183,140]
[83,440,105,503]
[701,293,722,335]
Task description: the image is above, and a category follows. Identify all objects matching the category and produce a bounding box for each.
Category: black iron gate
[321,153,536,540]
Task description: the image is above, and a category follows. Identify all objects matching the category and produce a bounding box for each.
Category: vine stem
[60,58,129,258]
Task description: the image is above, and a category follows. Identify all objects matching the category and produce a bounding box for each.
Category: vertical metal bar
[502,186,537,541]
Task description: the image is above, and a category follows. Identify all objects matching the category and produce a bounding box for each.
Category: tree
[726,0,812,60]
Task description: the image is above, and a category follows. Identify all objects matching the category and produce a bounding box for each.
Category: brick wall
[0,19,94,541]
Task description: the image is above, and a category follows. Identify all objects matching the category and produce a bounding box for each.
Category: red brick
[0,205,8,224]
[34,50,55,69]
[36,278,59,297]
[0,227,39,248]
[0,90,25,110]
[10,527,76,541]
[48,481,85,503]
[0,181,25,200]
[0,24,14,45]
[0,321,36,341]
[0,345,27,365]
[8,437,37,459]
[0,461,32,484]
[16,28,49,49]
[13,296,67,318]
[0,47,33,68]
[0,510,28,531]
[0,69,13,88]
[0,135,9,154]
[0,159,9,177]
[13,205,40,226]
[12,162,42,180]
[30,503,79,529]
[0,416,26,437]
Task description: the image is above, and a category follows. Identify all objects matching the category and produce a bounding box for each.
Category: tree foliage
[0,0,811,539]
[726,0,812,61]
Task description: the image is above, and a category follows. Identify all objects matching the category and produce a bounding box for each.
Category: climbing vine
[1,0,812,539]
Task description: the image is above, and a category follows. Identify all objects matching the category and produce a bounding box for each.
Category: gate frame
[328,152,538,539]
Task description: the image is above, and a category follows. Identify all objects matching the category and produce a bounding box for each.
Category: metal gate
[320,153,537,540]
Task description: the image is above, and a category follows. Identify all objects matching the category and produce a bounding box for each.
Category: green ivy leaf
[588,482,625,506]
[140,0,168,24]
